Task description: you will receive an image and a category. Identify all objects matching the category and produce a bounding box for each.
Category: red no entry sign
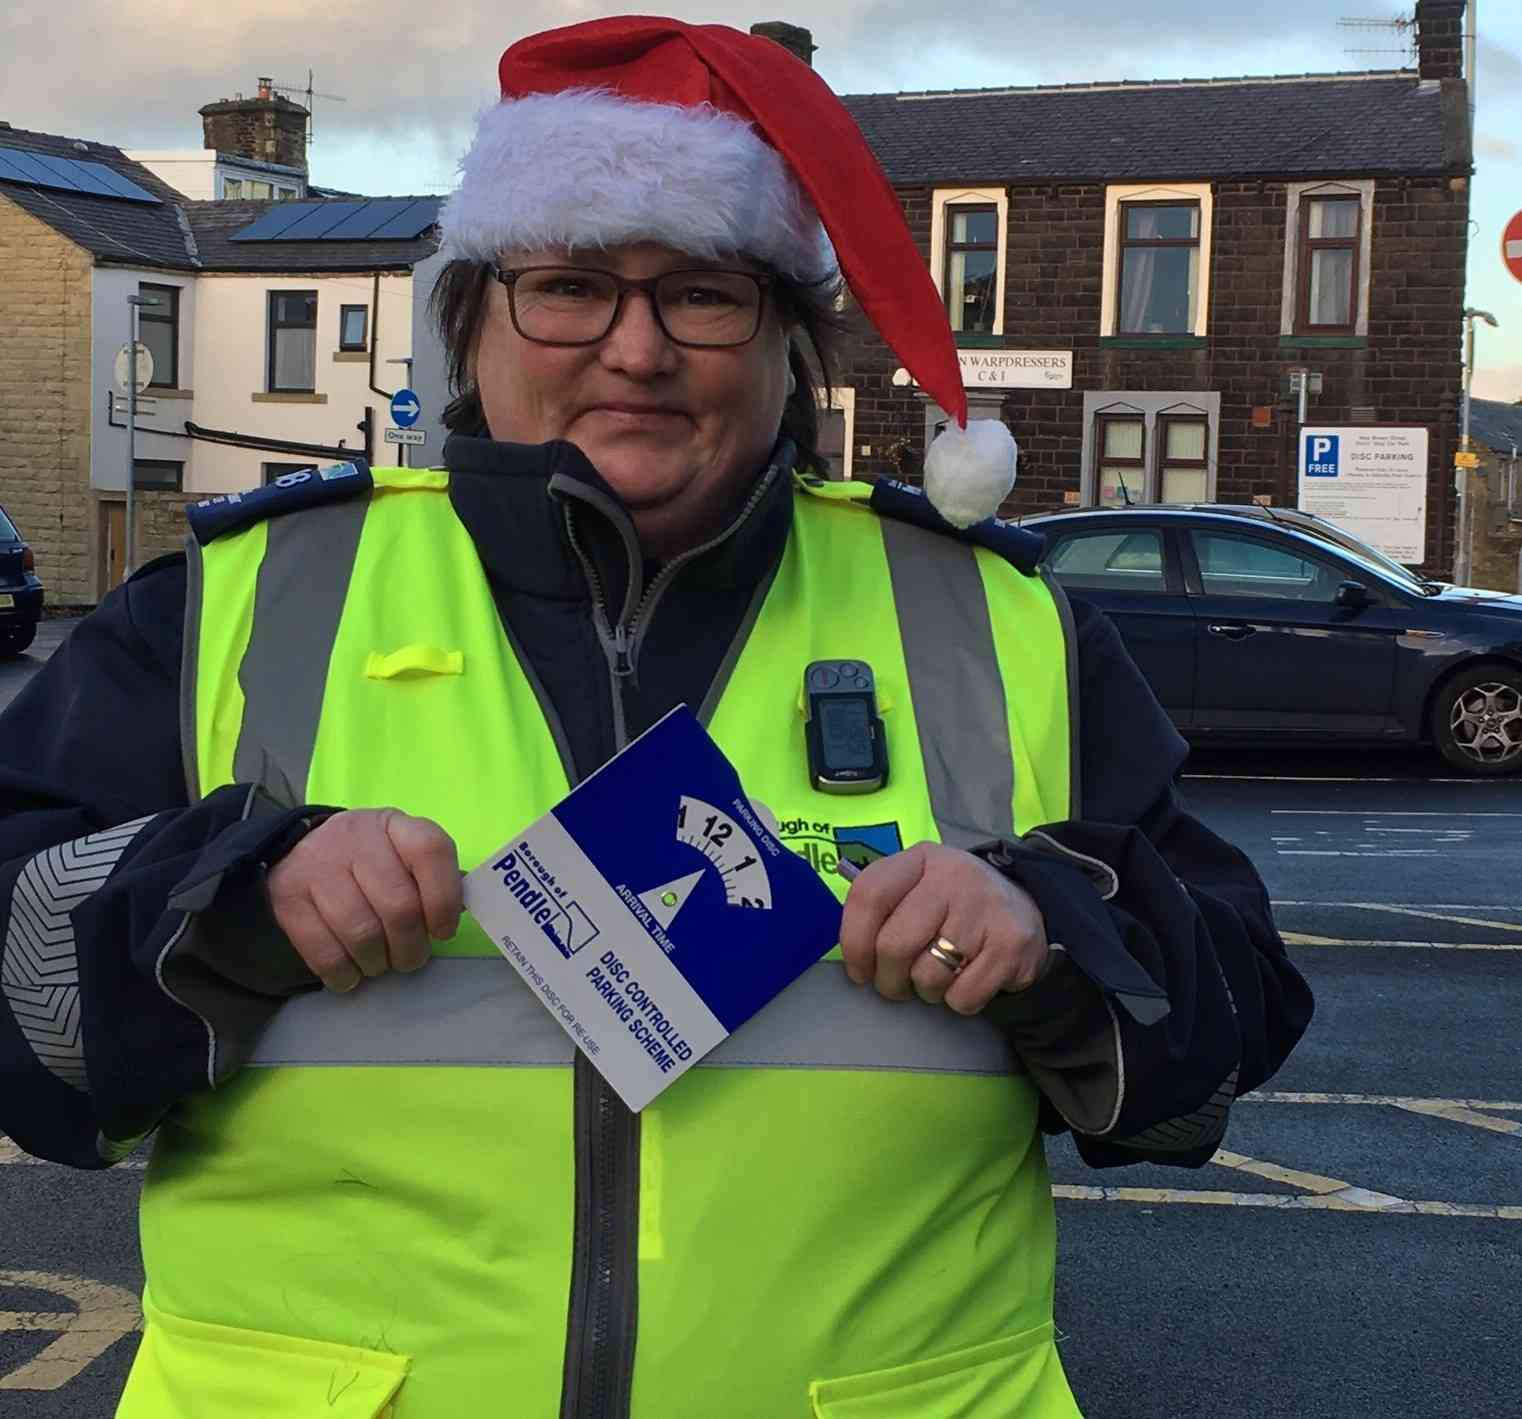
[1505,209,1522,285]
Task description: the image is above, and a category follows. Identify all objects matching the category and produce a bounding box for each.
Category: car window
[1267,511,1425,591]
[1046,530,1167,593]
[0,507,17,542]
[1192,531,1341,601]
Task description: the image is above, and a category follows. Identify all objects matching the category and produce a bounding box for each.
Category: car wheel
[1432,663,1522,775]
[0,623,35,658]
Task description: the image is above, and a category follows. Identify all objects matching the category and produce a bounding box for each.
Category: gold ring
[925,938,968,975]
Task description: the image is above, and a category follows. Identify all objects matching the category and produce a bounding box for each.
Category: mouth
[582,403,689,425]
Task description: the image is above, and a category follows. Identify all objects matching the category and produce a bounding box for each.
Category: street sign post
[1504,210,1522,286]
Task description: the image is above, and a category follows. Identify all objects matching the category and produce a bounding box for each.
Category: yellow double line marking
[1054,1091,1522,1220]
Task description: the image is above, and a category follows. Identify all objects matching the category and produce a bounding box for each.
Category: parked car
[1023,504,1522,775]
[0,503,44,658]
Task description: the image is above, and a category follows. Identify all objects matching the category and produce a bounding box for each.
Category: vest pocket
[117,1293,411,1418]
[809,1322,1077,1418]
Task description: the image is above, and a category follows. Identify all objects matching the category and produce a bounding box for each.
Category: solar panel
[74,159,160,204]
[0,145,161,204]
[228,195,444,243]
[270,200,369,241]
[229,203,325,242]
[367,198,443,240]
[319,198,410,240]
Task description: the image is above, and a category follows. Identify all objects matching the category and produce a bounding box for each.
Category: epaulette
[868,479,1045,575]
[185,459,373,546]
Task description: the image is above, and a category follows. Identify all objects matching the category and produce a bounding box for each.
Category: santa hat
[438,15,1015,527]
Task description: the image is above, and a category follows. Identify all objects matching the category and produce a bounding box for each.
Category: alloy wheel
[1448,680,1522,767]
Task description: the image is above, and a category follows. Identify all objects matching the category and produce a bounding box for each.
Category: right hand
[267,809,463,992]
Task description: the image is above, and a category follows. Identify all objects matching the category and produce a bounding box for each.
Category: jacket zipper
[554,463,782,1419]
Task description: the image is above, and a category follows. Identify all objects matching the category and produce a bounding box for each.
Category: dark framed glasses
[492,265,773,348]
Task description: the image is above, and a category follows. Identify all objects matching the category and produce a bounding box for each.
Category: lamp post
[123,293,160,578]
[1455,306,1499,587]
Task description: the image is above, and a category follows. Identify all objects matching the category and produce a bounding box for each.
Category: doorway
[101,501,125,594]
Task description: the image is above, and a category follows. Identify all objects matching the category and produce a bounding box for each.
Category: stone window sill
[1099,335,1207,349]
[1279,334,1367,349]
[147,387,194,400]
[333,351,369,363]
[253,392,328,404]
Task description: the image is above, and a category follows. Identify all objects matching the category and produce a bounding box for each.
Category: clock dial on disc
[673,795,773,909]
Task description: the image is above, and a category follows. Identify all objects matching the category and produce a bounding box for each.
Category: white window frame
[1281,179,1373,337]
[930,187,1009,337]
[1080,390,1221,505]
[1101,182,1214,338]
[815,386,856,479]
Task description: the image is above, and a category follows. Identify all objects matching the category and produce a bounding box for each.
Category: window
[262,461,315,486]
[275,187,297,201]
[1117,202,1200,335]
[1158,415,1208,504]
[138,283,179,389]
[1192,532,1340,601]
[1297,195,1360,332]
[943,204,999,334]
[1096,415,1145,508]
[1081,391,1221,505]
[930,187,1009,336]
[268,291,317,392]
[339,304,369,352]
[222,177,244,199]
[250,180,272,200]
[1048,530,1167,593]
[813,387,856,479]
[132,459,183,491]
[1101,183,1213,337]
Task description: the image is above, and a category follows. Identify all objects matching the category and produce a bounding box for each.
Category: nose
[598,288,679,379]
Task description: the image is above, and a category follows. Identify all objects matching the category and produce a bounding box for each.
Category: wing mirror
[1335,580,1372,610]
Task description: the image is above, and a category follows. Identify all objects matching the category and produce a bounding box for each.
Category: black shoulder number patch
[185,459,372,545]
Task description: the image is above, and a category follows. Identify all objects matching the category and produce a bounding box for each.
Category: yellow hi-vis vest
[121,466,1084,1419]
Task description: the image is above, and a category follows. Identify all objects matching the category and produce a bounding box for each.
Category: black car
[1024,504,1522,775]
[0,503,45,658]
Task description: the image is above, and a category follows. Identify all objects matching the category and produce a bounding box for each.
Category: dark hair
[429,259,848,474]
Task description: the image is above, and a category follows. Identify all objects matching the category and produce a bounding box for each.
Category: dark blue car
[0,503,45,658]
[1025,504,1522,775]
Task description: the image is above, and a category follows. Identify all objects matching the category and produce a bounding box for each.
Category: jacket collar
[443,434,795,617]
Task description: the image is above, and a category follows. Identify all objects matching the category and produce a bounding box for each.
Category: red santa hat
[438,15,1015,527]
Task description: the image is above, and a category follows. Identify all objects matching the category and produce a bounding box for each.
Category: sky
[3,1,1519,399]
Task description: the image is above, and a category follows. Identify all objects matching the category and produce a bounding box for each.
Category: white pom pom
[923,419,1017,528]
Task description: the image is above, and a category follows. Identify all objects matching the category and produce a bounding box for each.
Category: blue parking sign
[1304,433,1340,477]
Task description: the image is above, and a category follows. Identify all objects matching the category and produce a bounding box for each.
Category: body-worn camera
[803,660,888,795]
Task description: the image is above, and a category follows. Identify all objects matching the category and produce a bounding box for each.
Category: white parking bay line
[1052,1185,1522,1220]
[0,1136,144,1170]
[1271,809,1522,818]
[1279,933,1522,950]
[1247,1091,1522,1111]
[1271,902,1522,934]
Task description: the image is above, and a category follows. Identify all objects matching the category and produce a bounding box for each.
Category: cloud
[1477,136,1519,163]
[1473,366,1522,406]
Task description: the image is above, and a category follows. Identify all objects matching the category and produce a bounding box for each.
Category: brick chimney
[749,21,816,68]
[199,79,308,173]
[1414,0,1466,81]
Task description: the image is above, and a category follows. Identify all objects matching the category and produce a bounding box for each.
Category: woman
[0,17,1312,1417]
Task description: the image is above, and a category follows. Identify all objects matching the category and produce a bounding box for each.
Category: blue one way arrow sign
[391,388,421,428]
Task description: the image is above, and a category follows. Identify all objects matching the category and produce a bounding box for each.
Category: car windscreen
[1267,512,1426,590]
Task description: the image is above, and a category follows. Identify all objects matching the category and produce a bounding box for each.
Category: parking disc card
[463,705,844,1111]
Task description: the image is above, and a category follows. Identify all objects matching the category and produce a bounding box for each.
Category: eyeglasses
[492,265,773,349]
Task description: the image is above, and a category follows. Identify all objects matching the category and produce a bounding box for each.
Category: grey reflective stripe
[231,499,368,805]
[181,534,204,802]
[1041,568,1084,818]
[881,517,1015,849]
[247,958,1023,1077]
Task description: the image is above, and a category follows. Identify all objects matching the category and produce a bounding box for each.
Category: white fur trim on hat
[923,419,1017,528]
[438,89,837,281]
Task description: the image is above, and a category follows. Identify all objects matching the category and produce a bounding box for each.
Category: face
[474,242,792,558]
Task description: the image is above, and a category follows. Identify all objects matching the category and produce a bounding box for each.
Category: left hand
[839,843,1053,1014]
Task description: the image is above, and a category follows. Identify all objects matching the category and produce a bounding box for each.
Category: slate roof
[1471,399,1522,456]
[184,200,439,272]
[0,125,197,270]
[0,124,439,273]
[840,73,1469,186]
